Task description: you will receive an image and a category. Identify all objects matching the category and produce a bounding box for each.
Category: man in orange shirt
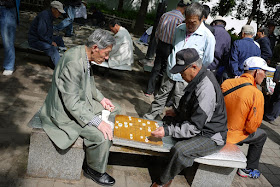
[221,56,275,179]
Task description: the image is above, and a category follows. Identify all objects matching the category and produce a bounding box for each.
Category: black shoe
[83,164,115,186]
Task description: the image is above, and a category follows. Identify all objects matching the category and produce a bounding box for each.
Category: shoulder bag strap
[223,83,252,97]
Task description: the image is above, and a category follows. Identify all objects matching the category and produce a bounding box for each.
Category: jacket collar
[178,21,206,36]
[47,9,55,21]
[240,73,257,87]
[242,37,254,42]
[79,45,88,75]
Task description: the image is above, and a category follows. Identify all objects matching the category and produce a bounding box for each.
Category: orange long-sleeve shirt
[221,73,264,144]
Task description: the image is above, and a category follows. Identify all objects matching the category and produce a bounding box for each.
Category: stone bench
[26,111,246,186]
[19,41,65,57]
[26,111,85,180]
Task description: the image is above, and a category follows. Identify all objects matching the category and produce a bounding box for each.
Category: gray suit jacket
[40,45,104,149]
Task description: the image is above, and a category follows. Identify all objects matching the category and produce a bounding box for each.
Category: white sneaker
[3,70,13,76]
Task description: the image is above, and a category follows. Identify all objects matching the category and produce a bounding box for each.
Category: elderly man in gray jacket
[151,48,227,187]
[40,29,120,186]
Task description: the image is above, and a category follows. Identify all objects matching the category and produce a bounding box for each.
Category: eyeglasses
[183,64,192,72]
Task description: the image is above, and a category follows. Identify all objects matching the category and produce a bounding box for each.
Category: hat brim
[262,65,276,72]
[212,19,226,26]
[170,65,186,74]
[58,8,66,14]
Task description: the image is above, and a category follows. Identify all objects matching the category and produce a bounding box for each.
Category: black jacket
[164,67,228,145]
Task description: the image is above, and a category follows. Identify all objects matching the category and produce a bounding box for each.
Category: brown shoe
[150,180,172,187]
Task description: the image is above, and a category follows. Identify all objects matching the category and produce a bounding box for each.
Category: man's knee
[170,142,185,159]
[257,128,267,142]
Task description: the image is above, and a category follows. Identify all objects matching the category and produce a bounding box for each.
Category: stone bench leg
[27,129,85,180]
[191,164,237,187]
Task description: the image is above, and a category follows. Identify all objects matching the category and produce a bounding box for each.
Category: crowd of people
[1,0,280,186]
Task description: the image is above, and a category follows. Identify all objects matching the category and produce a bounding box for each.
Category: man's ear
[91,44,99,52]
[192,64,197,70]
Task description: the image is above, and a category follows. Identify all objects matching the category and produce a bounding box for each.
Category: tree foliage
[211,0,280,27]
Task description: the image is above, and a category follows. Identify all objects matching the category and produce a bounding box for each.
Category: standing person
[202,4,215,34]
[267,20,277,52]
[221,56,275,178]
[108,19,134,70]
[227,25,261,78]
[144,0,190,96]
[143,2,215,120]
[28,1,66,67]
[40,29,120,186]
[151,48,227,186]
[0,0,20,76]
[256,27,273,63]
[263,65,280,126]
[208,16,231,83]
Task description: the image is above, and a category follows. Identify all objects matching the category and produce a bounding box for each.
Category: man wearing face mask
[143,2,215,120]
[40,29,121,186]
[221,56,275,179]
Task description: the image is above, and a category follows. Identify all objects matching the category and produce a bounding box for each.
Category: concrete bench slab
[26,111,84,180]
[27,128,84,180]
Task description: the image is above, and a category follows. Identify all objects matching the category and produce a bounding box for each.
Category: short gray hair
[86,29,116,49]
[192,58,203,67]
[185,2,204,20]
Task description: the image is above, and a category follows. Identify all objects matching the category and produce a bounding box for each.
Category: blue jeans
[0,6,17,71]
[54,6,75,36]
[28,36,65,66]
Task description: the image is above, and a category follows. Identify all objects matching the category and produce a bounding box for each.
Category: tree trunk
[133,0,149,35]
[145,1,167,59]
[118,0,124,12]
[247,0,260,25]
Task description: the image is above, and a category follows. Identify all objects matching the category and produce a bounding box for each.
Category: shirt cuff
[88,115,102,127]
[163,125,170,136]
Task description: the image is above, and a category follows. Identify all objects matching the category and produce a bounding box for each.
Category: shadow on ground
[0,50,53,183]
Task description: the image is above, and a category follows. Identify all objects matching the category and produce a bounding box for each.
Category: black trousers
[146,40,172,94]
[237,128,267,170]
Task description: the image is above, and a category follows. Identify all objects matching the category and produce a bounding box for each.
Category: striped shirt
[155,9,185,44]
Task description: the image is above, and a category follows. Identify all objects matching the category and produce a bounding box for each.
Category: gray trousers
[144,73,187,120]
[159,136,223,184]
[80,101,120,173]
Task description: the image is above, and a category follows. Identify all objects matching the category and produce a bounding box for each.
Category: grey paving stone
[263,173,280,186]
[259,163,273,174]
[263,148,279,157]
[266,164,280,174]
[37,179,55,187]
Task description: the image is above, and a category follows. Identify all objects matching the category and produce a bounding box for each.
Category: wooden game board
[114,115,163,146]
